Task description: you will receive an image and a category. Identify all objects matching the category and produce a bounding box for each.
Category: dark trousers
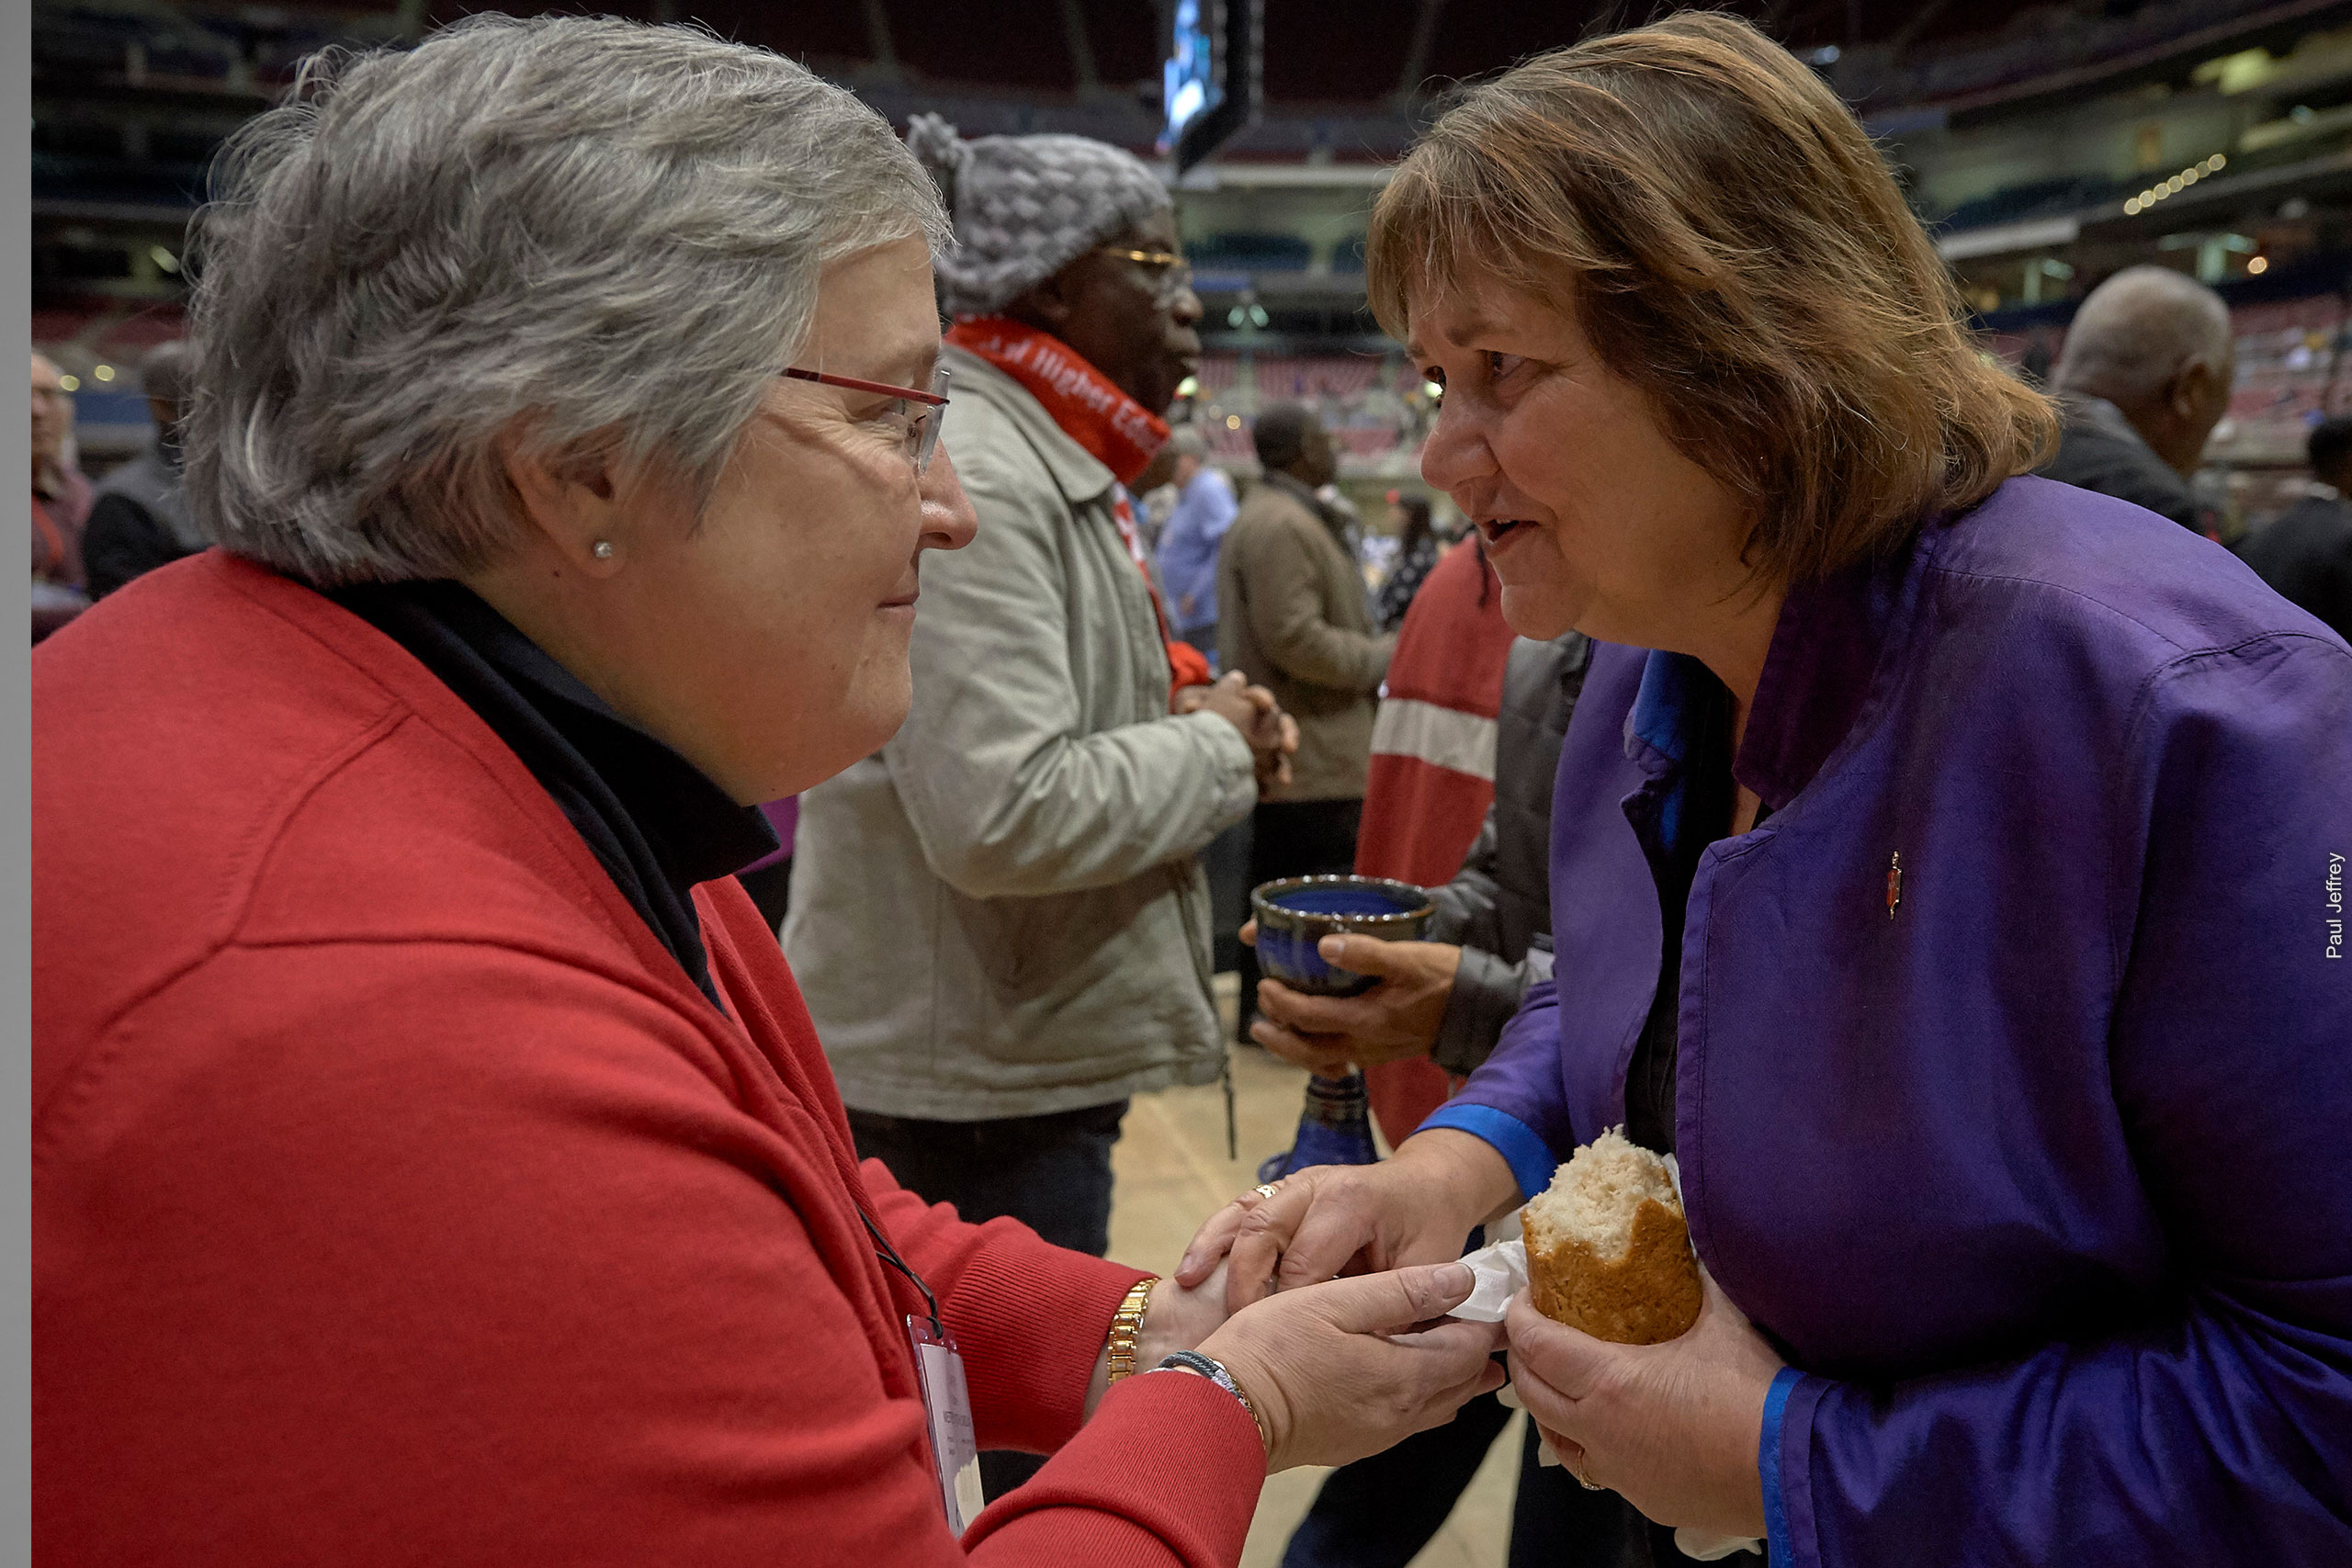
[1279,1389,1611,1568]
[1505,1417,1763,1568]
[1237,796,1363,1041]
[1204,815,1254,976]
[846,1100,1129,1501]
[1282,1389,1514,1568]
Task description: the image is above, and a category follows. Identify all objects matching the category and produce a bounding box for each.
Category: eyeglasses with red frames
[779,362,953,473]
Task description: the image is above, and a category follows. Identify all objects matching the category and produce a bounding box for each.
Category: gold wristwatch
[1103,1277,1157,1383]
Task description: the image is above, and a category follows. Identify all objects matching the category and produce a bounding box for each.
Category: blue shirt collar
[1621,542,1916,819]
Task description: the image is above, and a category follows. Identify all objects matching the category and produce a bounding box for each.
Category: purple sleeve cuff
[1416,1104,1558,1201]
[1759,1366,1804,1563]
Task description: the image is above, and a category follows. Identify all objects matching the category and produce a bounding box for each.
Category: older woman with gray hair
[29,17,1502,1568]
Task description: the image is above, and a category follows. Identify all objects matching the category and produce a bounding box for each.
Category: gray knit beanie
[907,114,1170,319]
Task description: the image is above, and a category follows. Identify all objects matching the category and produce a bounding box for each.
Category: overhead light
[1175,375,1199,399]
[1225,413,1241,430]
[2248,254,2270,274]
[57,374,80,391]
[1422,379,1443,398]
[2211,153,2226,171]
[149,244,179,275]
[2125,197,2143,214]
[2193,47,2272,95]
[93,364,115,382]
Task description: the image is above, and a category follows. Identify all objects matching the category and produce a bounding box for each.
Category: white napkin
[1449,1201,1764,1562]
[1446,1235,1527,1324]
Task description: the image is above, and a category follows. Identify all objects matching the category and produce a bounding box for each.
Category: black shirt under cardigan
[332,580,775,1007]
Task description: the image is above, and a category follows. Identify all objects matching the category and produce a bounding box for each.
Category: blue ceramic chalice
[1249,874,1435,998]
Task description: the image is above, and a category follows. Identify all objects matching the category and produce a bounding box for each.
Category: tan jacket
[1218,472,1395,801]
[784,347,1257,1120]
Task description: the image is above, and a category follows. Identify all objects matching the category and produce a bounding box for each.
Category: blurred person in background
[1255,532,1598,1568]
[33,20,1490,1565]
[2239,413,2352,640]
[84,340,206,600]
[784,115,1297,1497]
[1154,423,1238,663]
[2039,265,2234,533]
[31,351,92,641]
[1129,438,1182,553]
[1184,15,2350,1567]
[1373,491,1440,632]
[1219,401,1395,1044]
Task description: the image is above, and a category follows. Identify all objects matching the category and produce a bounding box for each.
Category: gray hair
[187,15,948,586]
[907,115,1169,319]
[139,340,194,408]
[2053,265,2233,409]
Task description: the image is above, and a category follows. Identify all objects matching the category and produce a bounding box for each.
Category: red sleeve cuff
[940,1224,1147,1455]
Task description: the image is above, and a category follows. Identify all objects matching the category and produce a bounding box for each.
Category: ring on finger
[1555,1438,1602,1492]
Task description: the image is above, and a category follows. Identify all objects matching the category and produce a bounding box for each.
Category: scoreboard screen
[1161,0,1261,177]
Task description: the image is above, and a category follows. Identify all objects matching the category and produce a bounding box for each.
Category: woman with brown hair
[1181,14,2352,1566]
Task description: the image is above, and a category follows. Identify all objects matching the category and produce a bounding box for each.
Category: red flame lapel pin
[1886,852,1903,919]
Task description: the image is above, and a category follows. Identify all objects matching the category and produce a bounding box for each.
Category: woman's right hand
[1197,1261,1508,1472]
[1175,1130,1520,1314]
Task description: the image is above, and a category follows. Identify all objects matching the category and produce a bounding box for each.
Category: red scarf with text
[947,317,1211,695]
[945,317,1170,483]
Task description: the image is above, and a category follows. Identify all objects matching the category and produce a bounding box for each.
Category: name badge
[907,1315,986,1534]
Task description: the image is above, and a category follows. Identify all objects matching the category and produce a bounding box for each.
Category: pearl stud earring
[592,541,614,560]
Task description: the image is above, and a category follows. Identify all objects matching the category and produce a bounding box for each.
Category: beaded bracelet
[1149,1349,1271,1455]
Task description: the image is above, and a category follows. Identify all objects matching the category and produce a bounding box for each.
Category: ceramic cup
[1249,874,1436,998]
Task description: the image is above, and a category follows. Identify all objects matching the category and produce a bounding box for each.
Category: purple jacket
[1422,476,2352,1565]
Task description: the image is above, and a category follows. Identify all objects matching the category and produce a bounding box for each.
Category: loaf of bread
[1521,1128,1702,1345]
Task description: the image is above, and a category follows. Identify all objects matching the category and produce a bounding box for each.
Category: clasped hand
[1177,671,1298,797]
[1176,1138,1784,1533]
[1105,1255,1507,1473]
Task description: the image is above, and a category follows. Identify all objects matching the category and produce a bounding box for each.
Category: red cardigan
[32,552,1263,1566]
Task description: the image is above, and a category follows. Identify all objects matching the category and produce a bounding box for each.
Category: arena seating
[1189,352,1430,468]
[1188,233,1316,273]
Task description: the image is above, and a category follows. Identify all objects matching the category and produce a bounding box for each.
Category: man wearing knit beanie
[786,118,1295,1498]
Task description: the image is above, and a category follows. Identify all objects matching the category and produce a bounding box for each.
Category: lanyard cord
[860,1207,944,1338]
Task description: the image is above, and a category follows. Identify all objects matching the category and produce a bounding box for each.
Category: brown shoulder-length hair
[1368,11,2057,583]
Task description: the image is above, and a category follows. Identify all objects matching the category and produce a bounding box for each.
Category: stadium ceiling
[152,0,2060,104]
